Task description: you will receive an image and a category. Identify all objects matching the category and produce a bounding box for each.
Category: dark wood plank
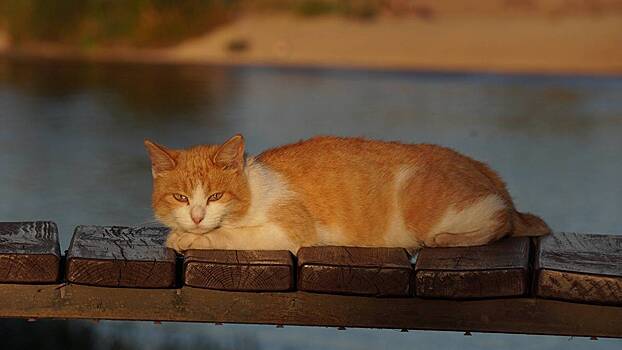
[535,232,622,305]
[297,246,412,297]
[415,237,530,299]
[0,284,621,338]
[184,249,294,291]
[0,221,60,283]
[536,232,622,275]
[66,225,176,288]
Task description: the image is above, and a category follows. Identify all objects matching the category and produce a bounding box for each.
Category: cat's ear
[213,134,245,171]
[144,139,177,178]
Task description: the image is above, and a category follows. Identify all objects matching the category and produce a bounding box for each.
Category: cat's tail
[511,211,551,237]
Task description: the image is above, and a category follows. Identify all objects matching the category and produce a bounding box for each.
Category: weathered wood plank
[66,225,176,288]
[535,232,622,305]
[297,246,412,297]
[0,284,620,338]
[415,237,530,299]
[0,221,60,283]
[184,250,294,291]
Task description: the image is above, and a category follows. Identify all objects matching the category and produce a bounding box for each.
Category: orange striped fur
[145,135,550,254]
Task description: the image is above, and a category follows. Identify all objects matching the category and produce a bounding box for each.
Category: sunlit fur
[145,135,550,254]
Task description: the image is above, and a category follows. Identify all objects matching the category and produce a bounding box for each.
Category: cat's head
[144,135,250,235]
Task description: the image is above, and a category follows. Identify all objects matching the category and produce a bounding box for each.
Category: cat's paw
[175,233,197,251]
[176,233,213,251]
[165,231,183,252]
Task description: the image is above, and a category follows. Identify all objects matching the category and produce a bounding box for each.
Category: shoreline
[1,14,621,76]
[4,48,621,80]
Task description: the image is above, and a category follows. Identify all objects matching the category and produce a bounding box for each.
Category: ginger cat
[145,135,550,254]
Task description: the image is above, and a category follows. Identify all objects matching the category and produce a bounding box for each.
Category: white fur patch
[227,223,298,252]
[430,194,506,236]
[225,161,294,227]
[215,161,298,251]
[384,165,421,249]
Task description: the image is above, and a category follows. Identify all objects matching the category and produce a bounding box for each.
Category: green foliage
[0,0,381,48]
[295,0,338,16]
[293,0,380,18]
[0,0,240,47]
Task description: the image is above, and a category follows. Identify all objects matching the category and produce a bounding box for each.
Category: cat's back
[257,136,465,173]
[257,136,501,202]
[256,136,473,208]
[255,136,500,246]
[258,136,417,169]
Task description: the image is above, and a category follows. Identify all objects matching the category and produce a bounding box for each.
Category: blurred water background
[0,58,621,349]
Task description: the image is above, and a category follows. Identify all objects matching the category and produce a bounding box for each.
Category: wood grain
[297,246,412,297]
[184,249,294,291]
[538,270,622,305]
[535,232,622,305]
[0,221,60,283]
[0,284,620,338]
[415,237,530,299]
[66,225,176,288]
[536,232,622,276]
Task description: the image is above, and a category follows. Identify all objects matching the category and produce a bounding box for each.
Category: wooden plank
[0,221,60,283]
[535,232,622,305]
[184,249,294,291]
[415,237,530,299]
[66,225,176,288]
[297,246,412,297]
[0,284,620,338]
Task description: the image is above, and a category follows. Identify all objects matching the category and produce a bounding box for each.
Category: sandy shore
[2,13,621,75]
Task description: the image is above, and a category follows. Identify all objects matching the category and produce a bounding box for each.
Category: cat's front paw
[165,231,183,252]
[176,233,213,251]
[175,233,197,251]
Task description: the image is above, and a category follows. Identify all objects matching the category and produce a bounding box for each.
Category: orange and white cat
[145,135,550,254]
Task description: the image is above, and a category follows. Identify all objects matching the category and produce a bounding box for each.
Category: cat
[145,135,550,254]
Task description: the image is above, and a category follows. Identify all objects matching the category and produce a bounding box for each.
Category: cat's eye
[172,193,188,203]
[208,192,223,202]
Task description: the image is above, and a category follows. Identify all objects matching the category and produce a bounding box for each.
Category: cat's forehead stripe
[191,183,207,202]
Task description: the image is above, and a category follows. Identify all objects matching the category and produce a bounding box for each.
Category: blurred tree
[0,0,239,47]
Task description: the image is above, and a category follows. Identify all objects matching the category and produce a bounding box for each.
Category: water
[0,58,620,349]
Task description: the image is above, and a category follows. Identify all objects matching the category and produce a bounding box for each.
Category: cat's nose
[190,206,205,224]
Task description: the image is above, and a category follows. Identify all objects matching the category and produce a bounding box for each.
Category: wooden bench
[535,232,622,305]
[0,223,620,338]
[66,225,176,288]
[0,221,60,283]
[415,237,530,299]
[184,249,294,291]
[297,246,412,297]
